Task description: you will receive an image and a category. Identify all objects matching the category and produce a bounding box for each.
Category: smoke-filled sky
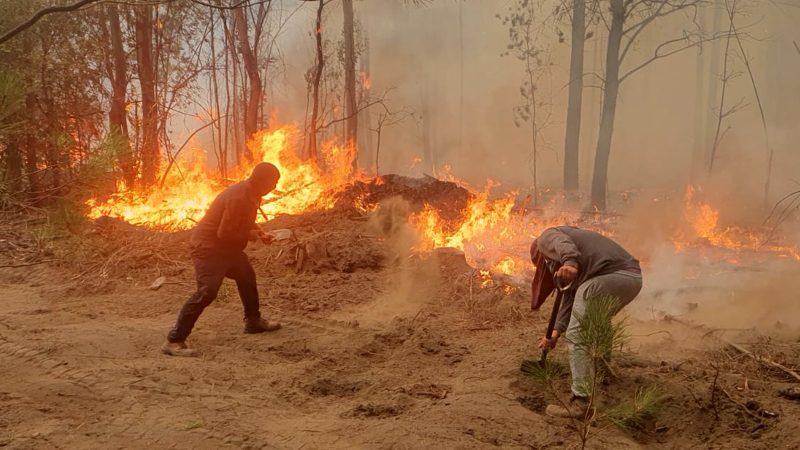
[194,0,800,205]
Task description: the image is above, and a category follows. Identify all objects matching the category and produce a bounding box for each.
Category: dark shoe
[161,341,199,357]
[545,396,592,418]
[243,317,282,334]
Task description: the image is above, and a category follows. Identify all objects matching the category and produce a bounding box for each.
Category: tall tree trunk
[221,14,242,165]
[360,27,373,168]
[5,139,23,194]
[107,4,134,186]
[342,0,358,159]
[689,5,706,185]
[232,51,242,165]
[704,0,724,171]
[589,0,624,211]
[24,94,40,200]
[307,0,324,161]
[529,81,538,205]
[135,5,159,188]
[708,7,734,174]
[39,40,61,195]
[209,7,226,177]
[458,0,464,155]
[583,32,602,188]
[421,79,434,175]
[563,0,585,194]
[222,12,232,171]
[234,5,261,156]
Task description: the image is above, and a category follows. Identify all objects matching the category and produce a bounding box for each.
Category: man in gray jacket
[530,226,642,417]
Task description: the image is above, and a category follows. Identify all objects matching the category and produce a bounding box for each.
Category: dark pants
[167,246,261,343]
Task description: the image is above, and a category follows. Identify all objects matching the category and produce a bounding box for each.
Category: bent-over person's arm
[537,228,581,269]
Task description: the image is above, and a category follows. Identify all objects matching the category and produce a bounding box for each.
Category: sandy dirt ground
[0,265,607,450]
[2,205,800,449]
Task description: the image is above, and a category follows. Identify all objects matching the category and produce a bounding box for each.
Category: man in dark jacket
[162,162,282,357]
[530,226,642,417]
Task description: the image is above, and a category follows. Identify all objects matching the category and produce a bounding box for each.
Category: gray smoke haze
[254,1,800,207]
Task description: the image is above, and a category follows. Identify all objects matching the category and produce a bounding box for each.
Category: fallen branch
[724,340,800,383]
[659,312,800,383]
[719,387,766,422]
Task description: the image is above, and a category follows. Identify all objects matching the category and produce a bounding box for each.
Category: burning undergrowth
[79,123,800,285]
[48,174,535,327]
[334,174,473,222]
[85,125,358,229]
[14,123,795,328]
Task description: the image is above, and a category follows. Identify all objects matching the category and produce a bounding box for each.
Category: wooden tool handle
[545,289,563,340]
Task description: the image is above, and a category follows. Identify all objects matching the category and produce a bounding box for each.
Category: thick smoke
[262,0,800,207]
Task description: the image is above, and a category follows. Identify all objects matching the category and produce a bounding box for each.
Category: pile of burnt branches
[334,175,472,222]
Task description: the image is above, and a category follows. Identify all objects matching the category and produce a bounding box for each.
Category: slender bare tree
[307,0,325,161]
[590,0,718,210]
[342,0,358,159]
[563,0,586,194]
[135,4,159,187]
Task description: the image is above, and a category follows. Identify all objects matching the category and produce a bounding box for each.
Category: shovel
[539,282,565,365]
[522,277,571,372]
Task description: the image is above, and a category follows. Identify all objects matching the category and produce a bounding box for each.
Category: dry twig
[719,387,765,423]
[724,340,800,383]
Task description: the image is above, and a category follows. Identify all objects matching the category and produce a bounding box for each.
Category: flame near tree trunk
[87,126,799,285]
[87,125,357,229]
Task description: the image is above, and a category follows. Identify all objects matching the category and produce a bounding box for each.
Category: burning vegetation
[82,122,800,285]
[85,126,358,228]
[2,1,800,449]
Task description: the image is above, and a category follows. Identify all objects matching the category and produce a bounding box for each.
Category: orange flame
[409,182,564,279]
[411,187,516,252]
[87,124,357,229]
[492,256,517,275]
[675,185,800,260]
[360,72,372,91]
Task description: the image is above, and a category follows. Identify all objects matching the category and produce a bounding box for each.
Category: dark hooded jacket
[190,180,262,252]
[531,226,640,332]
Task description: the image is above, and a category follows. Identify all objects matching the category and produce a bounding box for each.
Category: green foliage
[573,294,628,361]
[50,197,87,231]
[30,221,58,242]
[519,294,637,449]
[79,132,128,184]
[0,70,25,138]
[606,385,666,431]
[29,198,88,242]
[521,358,565,382]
